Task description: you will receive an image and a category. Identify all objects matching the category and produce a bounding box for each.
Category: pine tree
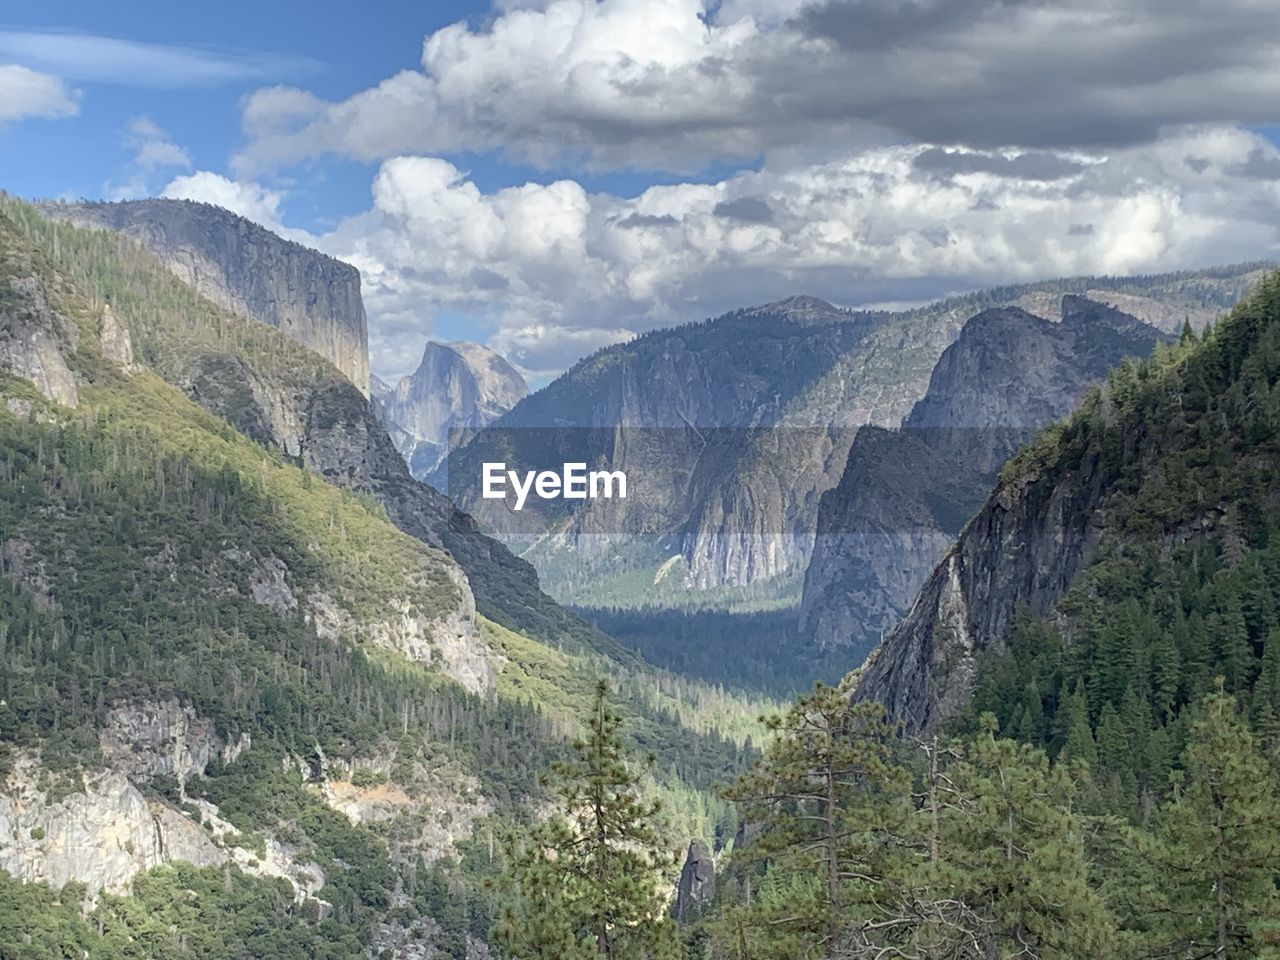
[1145,684,1280,959]
[1055,684,1098,769]
[1149,627,1181,723]
[494,681,683,960]
[724,683,912,960]
[928,716,1116,959]
[1212,596,1256,694]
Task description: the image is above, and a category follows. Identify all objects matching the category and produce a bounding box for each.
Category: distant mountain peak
[379,339,528,479]
[746,295,851,325]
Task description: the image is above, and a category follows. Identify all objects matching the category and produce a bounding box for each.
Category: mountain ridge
[38,197,372,397]
[445,265,1269,610]
[854,270,1280,733]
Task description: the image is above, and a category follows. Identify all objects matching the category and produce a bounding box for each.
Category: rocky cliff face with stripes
[41,198,370,396]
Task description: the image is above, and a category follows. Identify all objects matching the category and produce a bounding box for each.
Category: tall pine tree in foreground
[1139,684,1280,959]
[919,716,1115,960]
[494,681,683,960]
[722,683,912,960]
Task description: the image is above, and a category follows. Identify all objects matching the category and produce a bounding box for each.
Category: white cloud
[127,117,191,170]
[231,0,1280,175]
[104,117,193,201]
[0,31,317,88]
[0,63,77,122]
[231,0,804,174]
[161,171,287,233]
[245,125,1280,380]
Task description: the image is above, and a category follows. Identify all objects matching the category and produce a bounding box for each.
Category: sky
[3,0,1280,383]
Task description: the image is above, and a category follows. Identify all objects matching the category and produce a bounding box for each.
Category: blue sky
[0,1,756,226]
[3,0,1280,381]
[2,1,496,221]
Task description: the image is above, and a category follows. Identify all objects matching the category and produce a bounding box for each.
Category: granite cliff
[853,272,1280,733]
[0,702,325,906]
[379,340,527,479]
[799,297,1170,657]
[40,198,370,395]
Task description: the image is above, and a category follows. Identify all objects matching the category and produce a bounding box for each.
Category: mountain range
[443,264,1267,614]
[8,187,1280,958]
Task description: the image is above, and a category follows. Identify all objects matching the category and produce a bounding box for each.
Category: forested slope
[0,203,762,959]
[684,270,1280,960]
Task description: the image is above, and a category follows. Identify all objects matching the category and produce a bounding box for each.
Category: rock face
[379,341,528,479]
[307,564,493,696]
[673,841,716,921]
[98,699,249,789]
[800,298,1168,657]
[447,268,1266,607]
[319,747,493,865]
[42,199,370,395]
[852,433,1112,734]
[98,304,136,373]
[0,267,78,408]
[0,756,225,896]
[0,698,330,902]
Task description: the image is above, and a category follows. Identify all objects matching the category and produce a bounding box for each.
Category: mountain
[853,269,1280,736]
[38,198,371,396]
[439,295,888,606]
[799,296,1171,658]
[23,198,616,657]
[0,197,765,957]
[378,340,528,480]
[445,267,1269,610]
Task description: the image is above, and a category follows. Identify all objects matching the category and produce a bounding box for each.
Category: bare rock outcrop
[0,755,224,897]
[98,698,249,789]
[0,270,78,408]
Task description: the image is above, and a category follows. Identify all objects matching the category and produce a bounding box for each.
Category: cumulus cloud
[104,117,193,201]
[0,63,77,123]
[216,125,1277,380]
[231,0,1280,175]
[162,171,288,232]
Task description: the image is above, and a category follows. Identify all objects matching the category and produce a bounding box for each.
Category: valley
[5,192,1280,960]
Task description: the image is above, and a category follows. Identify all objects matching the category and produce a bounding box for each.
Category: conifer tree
[918,717,1116,960]
[1055,684,1098,768]
[724,684,912,960]
[494,681,683,960]
[1144,684,1280,958]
